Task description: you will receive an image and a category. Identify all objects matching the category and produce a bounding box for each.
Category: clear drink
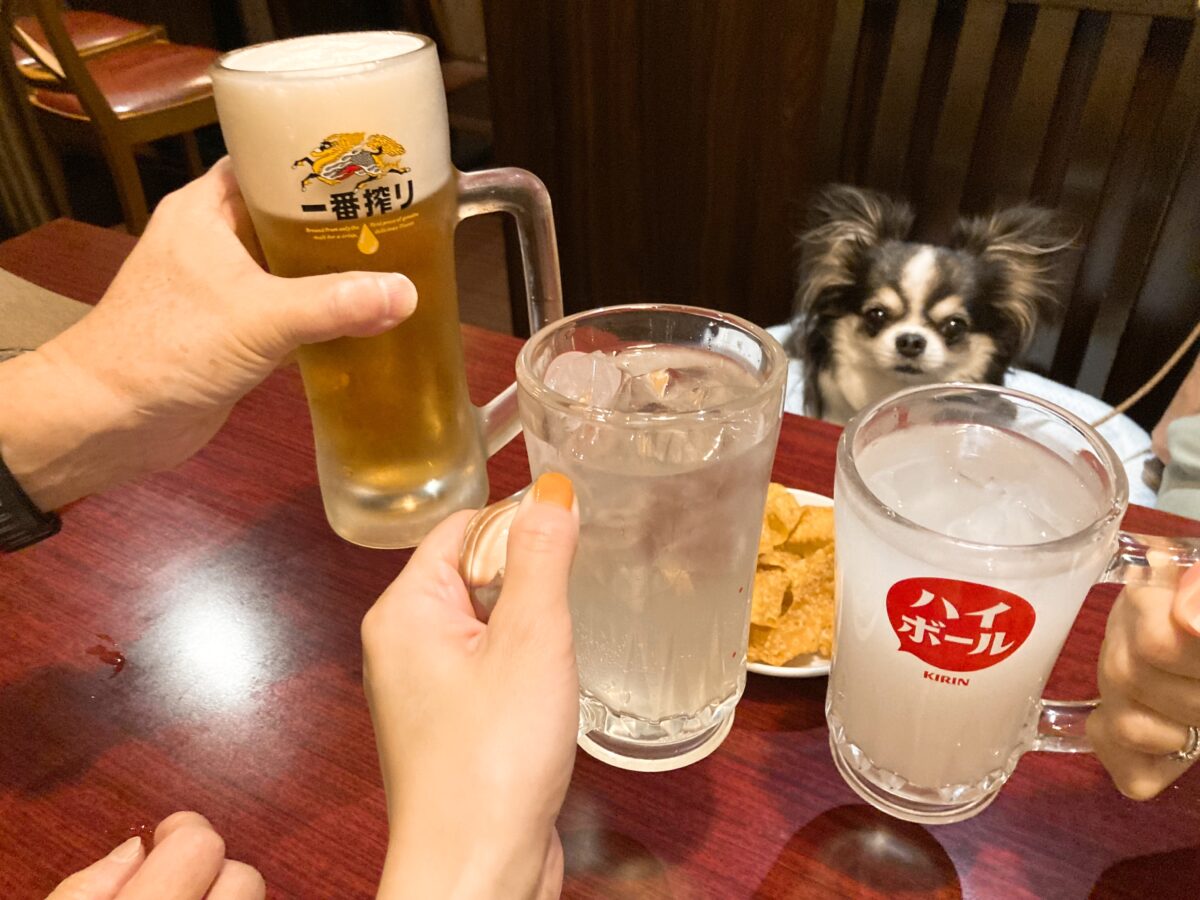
[527,345,774,762]
[513,306,788,771]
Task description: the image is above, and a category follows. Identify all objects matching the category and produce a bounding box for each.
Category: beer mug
[828,383,1199,824]
[459,305,788,770]
[211,32,561,548]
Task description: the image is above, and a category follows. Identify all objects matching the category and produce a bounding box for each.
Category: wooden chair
[9,5,162,86]
[484,0,1200,427]
[4,0,218,234]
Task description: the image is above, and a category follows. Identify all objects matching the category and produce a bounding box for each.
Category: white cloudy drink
[827,387,1126,823]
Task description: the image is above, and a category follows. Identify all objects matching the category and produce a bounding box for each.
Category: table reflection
[156,597,267,706]
[757,804,961,898]
[136,566,292,717]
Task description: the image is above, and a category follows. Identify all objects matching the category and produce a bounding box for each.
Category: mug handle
[458,488,526,621]
[1034,532,1200,752]
[456,168,563,455]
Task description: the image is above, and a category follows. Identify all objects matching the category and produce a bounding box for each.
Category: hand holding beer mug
[460,305,788,771]
[828,384,1200,824]
[211,33,561,548]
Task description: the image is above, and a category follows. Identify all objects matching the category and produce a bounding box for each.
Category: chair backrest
[817,0,1200,426]
[485,0,1200,427]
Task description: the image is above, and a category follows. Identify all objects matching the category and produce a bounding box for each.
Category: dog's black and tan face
[793,185,1068,424]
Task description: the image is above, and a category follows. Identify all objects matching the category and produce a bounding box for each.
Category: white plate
[747,487,833,679]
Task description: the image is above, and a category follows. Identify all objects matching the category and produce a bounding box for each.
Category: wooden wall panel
[1053,16,1192,389]
[816,0,866,182]
[866,0,938,191]
[960,3,1038,214]
[485,0,835,328]
[993,5,1077,206]
[915,0,1006,238]
[841,0,899,185]
[1029,9,1108,205]
[1105,113,1200,424]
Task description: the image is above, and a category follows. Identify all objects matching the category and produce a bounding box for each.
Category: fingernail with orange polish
[533,472,574,510]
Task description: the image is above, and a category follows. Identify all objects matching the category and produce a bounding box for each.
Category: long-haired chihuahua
[793,184,1070,424]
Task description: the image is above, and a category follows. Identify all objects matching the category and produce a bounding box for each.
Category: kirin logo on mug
[885,578,1036,672]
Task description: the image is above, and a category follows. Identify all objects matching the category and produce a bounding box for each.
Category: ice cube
[942,477,1069,544]
[614,345,755,414]
[543,350,623,408]
[613,368,673,412]
[613,366,733,414]
[944,502,1021,544]
[614,345,713,376]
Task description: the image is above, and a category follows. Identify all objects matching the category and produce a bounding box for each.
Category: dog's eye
[863,308,887,327]
[941,317,969,340]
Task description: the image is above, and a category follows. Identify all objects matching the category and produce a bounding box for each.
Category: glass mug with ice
[829,383,1200,824]
[460,305,788,771]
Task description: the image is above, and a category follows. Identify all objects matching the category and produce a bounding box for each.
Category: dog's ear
[951,206,1073,351]
[794,185,912,417]
[794,185,914,314]
[801,184,915,258]
[951,205,1070,259]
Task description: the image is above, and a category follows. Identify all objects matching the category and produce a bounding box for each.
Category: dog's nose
[895,333,927,358]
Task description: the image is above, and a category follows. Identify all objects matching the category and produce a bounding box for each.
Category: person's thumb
[1171,564,1200,638]
[256,270,417,356]
[47,836,145,900]
[488,473,579,647]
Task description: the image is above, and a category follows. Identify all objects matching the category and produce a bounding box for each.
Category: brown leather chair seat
[11,10,156,76]
[30,40,218,119]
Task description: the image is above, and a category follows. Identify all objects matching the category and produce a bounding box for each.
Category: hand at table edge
[46,811,264,900]
[1088,566,1200,799]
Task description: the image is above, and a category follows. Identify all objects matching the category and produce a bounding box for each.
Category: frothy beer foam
[212,31,451,220]
[220,32,425,74]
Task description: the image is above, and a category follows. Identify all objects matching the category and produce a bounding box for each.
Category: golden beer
[212,33,561,547]
[258,182,483,509]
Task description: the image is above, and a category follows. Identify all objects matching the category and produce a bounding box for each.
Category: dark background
[13,0,1200,429]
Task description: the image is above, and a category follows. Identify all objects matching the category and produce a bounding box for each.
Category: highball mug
[461,305,788,771]
[828,383,1198,824]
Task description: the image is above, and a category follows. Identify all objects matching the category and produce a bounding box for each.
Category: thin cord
[1090,318,1200,428]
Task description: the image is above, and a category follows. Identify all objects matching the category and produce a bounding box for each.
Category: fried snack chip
[747,485,836,665]
[783,506,835,556]
[758,483,803,555]
[785,544,834,606]
[757,549,797,572]
[750,567,791,628]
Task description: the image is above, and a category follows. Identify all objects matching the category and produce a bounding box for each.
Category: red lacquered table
[2,220,1199,899]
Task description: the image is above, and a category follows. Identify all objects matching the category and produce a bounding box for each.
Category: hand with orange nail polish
[46,811,264,900]
[362,473,580,900]
[1088,565,1200,799]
